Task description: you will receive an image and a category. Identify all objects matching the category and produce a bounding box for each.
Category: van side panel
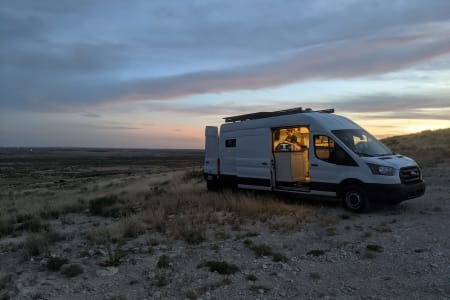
[235,128,272,187]
[219,132,237,176]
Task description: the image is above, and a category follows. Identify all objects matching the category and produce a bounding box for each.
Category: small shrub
[62,199,87,214]
[245,242,288,262]
[374,226,392,233]
[201,261,240,275]
[46,257,69,271]
[340,214,351,220]
[231,224,241,231]
[366,244,384,252]
[23,233,49,257]
[181,169,204,182]
[0,218,14,238]
[19,216,48,233]
[39,209,60,220]
[155,273,169,287]
[100,248,124,267]
[362,232,372,238]
[248,244,274,257]
[432,206,442,212]
[46,230,66,243]
[121,218,145,239]
[309,272,321,280]
[89,195,118,216]
[61,264,83,277]
[185,291,197,300]
[214,231,230,240]
[179,228,205,245]
[0,273,13,290]
[272,252,288,263]
[150,186,166,196]
[246,274,258,281]
[306,249,326,256]
[157,255,171,269]
[325,227,337,236]
[243,239,253,246]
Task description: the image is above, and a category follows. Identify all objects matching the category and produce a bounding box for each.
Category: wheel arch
[338,178,365,197]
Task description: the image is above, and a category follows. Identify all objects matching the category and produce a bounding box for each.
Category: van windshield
[332,129,393,157]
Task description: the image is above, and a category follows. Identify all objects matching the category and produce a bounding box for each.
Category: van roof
[220,111,361,133]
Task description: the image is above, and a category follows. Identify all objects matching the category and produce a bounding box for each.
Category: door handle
[311,163,319,167]
[262,162,268,166]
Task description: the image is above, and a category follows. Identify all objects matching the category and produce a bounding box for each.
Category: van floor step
[276,185,310,192]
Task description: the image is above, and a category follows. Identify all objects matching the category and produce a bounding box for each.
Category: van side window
[314,135,357,166]
[225,139,236,148]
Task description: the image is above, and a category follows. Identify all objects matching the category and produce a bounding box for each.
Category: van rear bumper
[366,181,426,203]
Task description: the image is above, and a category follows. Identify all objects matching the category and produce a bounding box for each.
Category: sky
[1,0,450,149]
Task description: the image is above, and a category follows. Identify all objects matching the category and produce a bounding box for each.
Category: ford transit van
[204,107,425,212]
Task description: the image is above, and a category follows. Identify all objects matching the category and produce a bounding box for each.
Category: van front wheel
[342,185,369,213]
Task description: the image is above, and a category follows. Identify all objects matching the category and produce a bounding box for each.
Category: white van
[204,107,425,212]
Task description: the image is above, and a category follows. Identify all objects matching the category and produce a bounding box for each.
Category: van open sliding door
[272,126,310,191]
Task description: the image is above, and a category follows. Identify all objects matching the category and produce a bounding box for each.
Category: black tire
[342,184,369,213]
[206,179,218,191]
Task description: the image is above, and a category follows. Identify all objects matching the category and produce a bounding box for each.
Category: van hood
[360,154,419,169]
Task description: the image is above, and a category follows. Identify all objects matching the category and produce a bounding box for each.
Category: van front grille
[400,166,421,184]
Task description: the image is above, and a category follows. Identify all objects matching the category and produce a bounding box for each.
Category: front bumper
[366,181,426,204]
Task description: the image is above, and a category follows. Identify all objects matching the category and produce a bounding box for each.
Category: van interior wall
[273,127,310,184]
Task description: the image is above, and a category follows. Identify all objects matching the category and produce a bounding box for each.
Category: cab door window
[314,135,357,166]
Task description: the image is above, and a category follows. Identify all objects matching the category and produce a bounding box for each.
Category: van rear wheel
[206,179,218,191]
[342,184,369,213]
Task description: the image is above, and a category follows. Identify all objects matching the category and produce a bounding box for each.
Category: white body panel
[219,128,272,188]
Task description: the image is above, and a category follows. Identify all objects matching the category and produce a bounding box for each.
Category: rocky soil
[1,164,449,300]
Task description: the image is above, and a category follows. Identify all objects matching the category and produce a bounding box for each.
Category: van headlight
[367,163,395,176]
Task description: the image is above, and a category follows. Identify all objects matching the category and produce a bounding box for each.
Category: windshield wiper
[354,152,373,157]
[377,153,393,157]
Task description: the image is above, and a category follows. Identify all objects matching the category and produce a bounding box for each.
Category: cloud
[81,113,101,118]
[114,29,450,102]
[142,91,450,121]
[1,1,450,111]
[91,125,141,130]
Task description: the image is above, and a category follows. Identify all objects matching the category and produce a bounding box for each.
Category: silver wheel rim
[346,192,362,209]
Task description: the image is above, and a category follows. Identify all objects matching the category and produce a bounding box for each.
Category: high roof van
[204,107,425,212]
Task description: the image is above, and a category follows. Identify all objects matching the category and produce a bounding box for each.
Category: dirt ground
[0,149,449,300]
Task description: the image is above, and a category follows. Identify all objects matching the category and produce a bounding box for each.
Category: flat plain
[0,139,449,299]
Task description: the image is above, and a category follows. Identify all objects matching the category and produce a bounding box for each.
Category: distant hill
[382,128,450,167]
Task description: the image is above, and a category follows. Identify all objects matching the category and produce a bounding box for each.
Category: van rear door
[204,126,219,176]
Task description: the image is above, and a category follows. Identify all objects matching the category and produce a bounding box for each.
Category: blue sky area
[1,0,449,148]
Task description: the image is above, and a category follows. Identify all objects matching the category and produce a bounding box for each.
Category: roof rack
[223,107,334,123]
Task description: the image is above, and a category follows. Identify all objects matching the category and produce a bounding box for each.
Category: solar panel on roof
[223,107,334,123]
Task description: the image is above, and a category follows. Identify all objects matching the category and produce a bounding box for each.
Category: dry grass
[244,240,288,262]
[139,171,314,243]
[1,159,314,247]
[382,128,450,167]
[61,264,84,277]
[198,261,240,275]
